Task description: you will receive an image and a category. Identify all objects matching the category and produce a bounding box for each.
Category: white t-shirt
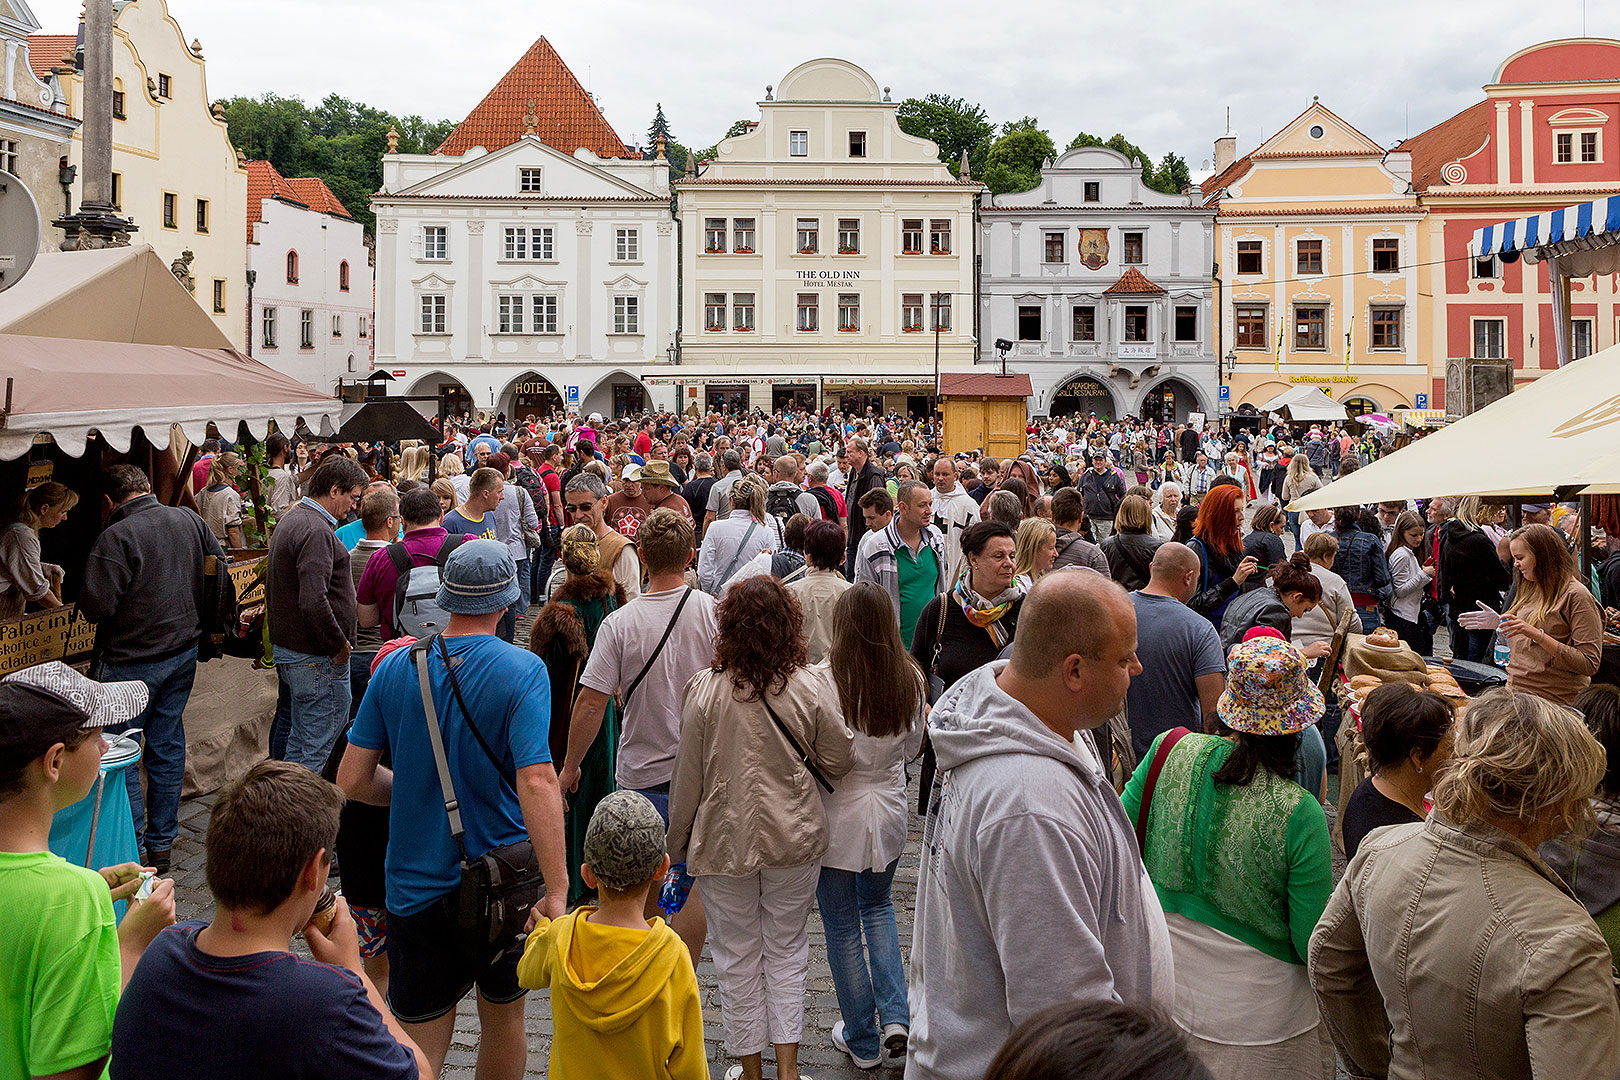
[1164,912,1319,1044]
[579,585,718,790]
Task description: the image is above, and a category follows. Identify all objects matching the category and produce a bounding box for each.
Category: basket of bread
[1337,629,1470,720]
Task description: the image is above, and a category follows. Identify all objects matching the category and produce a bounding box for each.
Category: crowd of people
[5,400,1620,1080]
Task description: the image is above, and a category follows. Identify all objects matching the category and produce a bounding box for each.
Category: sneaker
[148,848,172,875]
[832,1021,882,1070]
[881,1022,909,1065]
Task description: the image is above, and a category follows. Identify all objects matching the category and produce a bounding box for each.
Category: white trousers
[700,861,821,1056]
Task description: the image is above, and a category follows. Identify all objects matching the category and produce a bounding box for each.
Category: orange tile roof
[1396,100,1492,192]
[247,160,305,241]
[1200,152,1254,205]
[285,177,353,219]
[1216,204,1424,217]
[938,372,1033,398]
[1421,185,1620,199]
[1103,267,1166,294]
[26,35,76,82]
[435,37,632,159]
[1248,149,1384,160]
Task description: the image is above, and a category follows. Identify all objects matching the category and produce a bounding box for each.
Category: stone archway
[581,370,652,420]
[1047,372,1119,419]
[1137,377,1206,424]
[406,372,474,423]
[500,371,564,423]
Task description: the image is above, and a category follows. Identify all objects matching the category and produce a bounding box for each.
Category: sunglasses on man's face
[566,502,596,515]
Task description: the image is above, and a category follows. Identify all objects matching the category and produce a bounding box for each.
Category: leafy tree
[896,93,994,178]
[1000,115,1044,137]
[668,120,752,182]
[1063,131,1192,194]
[983,125,1055,196]
[1153,151,1191,195]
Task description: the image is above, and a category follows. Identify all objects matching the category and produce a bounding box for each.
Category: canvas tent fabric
[1472,193,1620,276]
[1259,385,1349,422]
[0,246,233,348]
[1288,344,1620,510]
[0,333,338,460]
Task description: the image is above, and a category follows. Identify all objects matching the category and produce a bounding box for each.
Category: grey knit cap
[582,790,669,892]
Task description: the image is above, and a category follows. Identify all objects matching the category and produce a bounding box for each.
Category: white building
[246,160,372,393]
[4,4,77,251]
[372,37,675,421]
[981,146,1217,421]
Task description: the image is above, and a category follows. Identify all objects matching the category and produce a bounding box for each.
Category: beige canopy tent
[0,245,231,348]
[1289,344,1620,510]
[1260,385,1350,423]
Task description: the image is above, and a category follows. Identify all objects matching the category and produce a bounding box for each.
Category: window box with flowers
[930,241,950,254]
[734,246,754,254]
[798,246,817,255]
[903,322,924,333]
[838,244,859,255]
[838,326,860,332]
[705,244,725,254]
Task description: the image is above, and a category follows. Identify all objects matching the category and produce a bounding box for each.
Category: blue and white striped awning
[1472,194,1620,262]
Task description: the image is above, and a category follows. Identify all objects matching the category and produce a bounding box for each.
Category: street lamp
[245,269,256,357]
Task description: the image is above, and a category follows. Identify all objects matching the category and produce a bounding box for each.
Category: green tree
[647,102,674,148]
[982,125,1055,196]
[895,93,994,178]
[1153,151,1191,195]
[668,120,752,182]
[1063,131,1190,194]
[1000,115,1044,137]
[1066,131,1105,151]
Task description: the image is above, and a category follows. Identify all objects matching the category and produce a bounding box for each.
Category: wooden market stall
[938,372,1032,459]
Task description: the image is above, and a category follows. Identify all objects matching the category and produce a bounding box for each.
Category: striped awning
[1472,194,1620,261]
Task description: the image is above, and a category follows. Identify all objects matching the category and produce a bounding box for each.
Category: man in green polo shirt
[894,480,941,647]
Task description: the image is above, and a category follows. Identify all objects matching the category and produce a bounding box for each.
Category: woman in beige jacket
[668,575,854,1080]
[1309,689,1619,1080]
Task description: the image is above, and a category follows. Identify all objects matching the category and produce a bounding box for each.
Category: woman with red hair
[1187,483,1260,626]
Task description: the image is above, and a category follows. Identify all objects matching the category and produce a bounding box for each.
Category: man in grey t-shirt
[1126,542,1226,759]
[703,448,744,534]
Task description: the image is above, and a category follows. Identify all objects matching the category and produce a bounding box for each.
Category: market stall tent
[0,246,231,348]
[1288,344,1620,509]
[1258,385,1350,423]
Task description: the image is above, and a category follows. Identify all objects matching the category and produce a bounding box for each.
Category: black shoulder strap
[620,587,693,712]
[386,541,412,575]
[436,534,467,566]
[761,693,834,794]
[432,634,519,799]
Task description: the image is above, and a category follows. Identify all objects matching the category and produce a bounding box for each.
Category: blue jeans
[1354,604,1382,634]
[1285,510,1300,548]
[817,860,909,1060]
[270,677,291,761]
[96,648,198,856]
[275,647,352,772]
[1294,724,1327,803]
[1451,623,1494,664]
[350,650,377,722]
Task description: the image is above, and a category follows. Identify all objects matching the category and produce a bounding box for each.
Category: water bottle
[658,862,693,917]
[1492,636,1510,670]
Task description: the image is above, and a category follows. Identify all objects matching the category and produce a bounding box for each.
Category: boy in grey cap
[516,791,707,1080]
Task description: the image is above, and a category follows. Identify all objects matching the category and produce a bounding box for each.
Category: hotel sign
[796,270,863,288]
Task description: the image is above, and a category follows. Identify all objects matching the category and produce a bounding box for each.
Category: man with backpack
[767,456,819,542]
[357,487,465,642]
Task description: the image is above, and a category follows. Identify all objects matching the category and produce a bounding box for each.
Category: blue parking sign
[1218,385,1230,401]
[1415,392,1427,409]
[566,385,580,406]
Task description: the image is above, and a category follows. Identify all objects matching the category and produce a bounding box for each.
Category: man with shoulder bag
[339,540,567,1080]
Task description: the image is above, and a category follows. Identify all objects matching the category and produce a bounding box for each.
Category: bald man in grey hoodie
[906,571,1174,1080]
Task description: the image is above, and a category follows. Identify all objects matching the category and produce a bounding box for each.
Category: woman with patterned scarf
[908,521,1024,811]
[527,524,626,905]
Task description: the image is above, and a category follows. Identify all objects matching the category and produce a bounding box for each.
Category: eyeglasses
[566,503,595,515]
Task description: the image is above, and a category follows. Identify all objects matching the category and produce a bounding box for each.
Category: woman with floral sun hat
[1122,636,1334,1080]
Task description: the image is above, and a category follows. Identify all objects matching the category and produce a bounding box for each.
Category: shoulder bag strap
[1134,726,1192,856]
[717,521,761,584]
[413,636,467,850]
[620,586,693,712]
[930,592,949,677]
[761,694,834,794]
[434,635,520,799]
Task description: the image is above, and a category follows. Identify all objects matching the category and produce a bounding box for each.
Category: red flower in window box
[903,323,923,332]
[799,246,817,255]
[734,246,755,254]
[930,242,950,254]
[838,325,859,333]
[704,245,724,254]
[838,244,859,255]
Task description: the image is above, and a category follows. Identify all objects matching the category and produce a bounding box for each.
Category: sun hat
[436,538,520,616]
[1217,637,1323,736]
[4,661,149,727]
[638,460,678,489]
[620,462,643,483]
[582,790,669,892]
[371,637,417,674]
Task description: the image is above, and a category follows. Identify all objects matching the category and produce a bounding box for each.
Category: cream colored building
[3,2,76,252]
[43,0,247,347]
[673,58,982,416]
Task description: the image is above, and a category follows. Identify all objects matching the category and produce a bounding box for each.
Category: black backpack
[766,486,801,529]
[808,486,840,522]
[388,535,468,639]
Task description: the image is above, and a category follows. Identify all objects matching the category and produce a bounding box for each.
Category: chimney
[1212,106,1237,177]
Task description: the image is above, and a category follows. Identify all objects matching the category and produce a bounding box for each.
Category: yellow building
[672,58,981,416]
[1205,101,1428,414]
[44,0,247,348]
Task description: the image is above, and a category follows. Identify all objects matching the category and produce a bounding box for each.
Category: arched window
[339,260,350,291]
[286,250,298,284]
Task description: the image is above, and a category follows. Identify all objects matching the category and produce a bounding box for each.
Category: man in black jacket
[80,464,225,873]
[1080,456,1126,540]
[842,436,888,578]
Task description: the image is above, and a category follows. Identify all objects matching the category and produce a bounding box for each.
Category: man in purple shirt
[357,488,461,640]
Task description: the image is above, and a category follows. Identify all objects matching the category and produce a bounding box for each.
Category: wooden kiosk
[938,372,1032,460]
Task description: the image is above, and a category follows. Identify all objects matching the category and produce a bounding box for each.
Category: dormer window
[519,168,543,192]
[1084,181,1100,202]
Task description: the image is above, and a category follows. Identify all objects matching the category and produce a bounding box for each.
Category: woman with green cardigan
[1123,636,1334,1080]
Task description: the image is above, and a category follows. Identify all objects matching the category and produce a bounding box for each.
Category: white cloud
[28,0,1611,163]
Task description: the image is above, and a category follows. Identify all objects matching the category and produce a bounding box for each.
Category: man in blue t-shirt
[442,468,503,541]
[1125,542,1227,759]
[339,540,566,1080]
[111,760,427,1080]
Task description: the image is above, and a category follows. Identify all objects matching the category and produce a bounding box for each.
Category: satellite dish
[0,171,42,294]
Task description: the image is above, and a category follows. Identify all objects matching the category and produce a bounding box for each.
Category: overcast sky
[30,0,1613,168]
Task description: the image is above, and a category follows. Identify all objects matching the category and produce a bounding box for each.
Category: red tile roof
[1421,185,1620,199]
[1216,204,1424,217]
[1248,149,1384,160]
[285,177,353,219]
[247,161,352,242]
[435,37,632,159]
[0,94,78,124]
[1396,100,1492,192]
[1200,152,1254,205]
[26,35,76,82]
[1103,267,1166,294]
[938,372,1033,398]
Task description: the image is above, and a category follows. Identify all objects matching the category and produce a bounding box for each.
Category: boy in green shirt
[0,661,176,1079]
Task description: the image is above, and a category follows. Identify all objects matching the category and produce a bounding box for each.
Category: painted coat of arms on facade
[1078,228,1109,271]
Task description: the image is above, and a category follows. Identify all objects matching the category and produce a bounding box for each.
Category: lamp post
[245,269,256,357]
[933,291,944,421]
[1223,349,1236,413]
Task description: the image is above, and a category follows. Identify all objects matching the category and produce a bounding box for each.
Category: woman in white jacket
[817,581,927,1070]
[697,474,777,593]
[1383,509,1435,654]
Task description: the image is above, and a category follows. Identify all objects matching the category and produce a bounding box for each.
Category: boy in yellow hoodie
[518,790,708,1080]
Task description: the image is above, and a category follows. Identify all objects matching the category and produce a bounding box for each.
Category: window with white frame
[332,314,343,338]
[1017,306,1042,341]
[1370,305,1402,349]
[419,294,447,334]
[838,293,860,331]
[519,167,543,192]
[1295,305,1326,349]
[261,306,277,349]
[614,228,639,262]
[1472,255,1499,279]
[705,292,726,331]
[300,310,314,349]
[612,295,640,333]
[497,294,526,334]
[733,218,755,252]
[1235,304,1267,348]
[0,139,17,174]
[503,226,554,260]
[796,218,819,254]
[902,219,923,254]
[797,293,819,331]
[1583,131,1600,162]
[705,218,727,253]
[422,225,447,260]
[358,316,369,338]
[1473,318,1505,358]
[1573,318,1595,359]
[930,219,951,254]
[733,293,755,331]
[838,219,860,254]
[1371,238,1400,274]
[1554,131,1599,164]
[532,295,558,334]
[931,293,951,330]
[790,130,808,156]
[902,293,924,331]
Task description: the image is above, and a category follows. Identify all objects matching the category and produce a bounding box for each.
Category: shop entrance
[440,383,474,423]
[612,384,646,418]
[906,395,934,419]
[1048,374,1115,419]
[772,384,818,413]
[840,393,883,416]
[706,384,749,413]
[1341,395,1380,417]
[1140,379,1200,424]
[509,376,562,423]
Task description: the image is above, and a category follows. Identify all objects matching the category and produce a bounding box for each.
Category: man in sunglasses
[557,472,641,602]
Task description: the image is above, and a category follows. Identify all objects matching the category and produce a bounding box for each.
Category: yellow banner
[1275,315,1284,372]
[0,606,97,676]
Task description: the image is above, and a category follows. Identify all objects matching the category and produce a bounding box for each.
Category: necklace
[1371,770,1429,818]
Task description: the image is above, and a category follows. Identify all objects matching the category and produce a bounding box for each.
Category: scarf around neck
[954,576,1020,649]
